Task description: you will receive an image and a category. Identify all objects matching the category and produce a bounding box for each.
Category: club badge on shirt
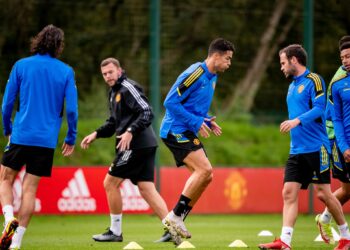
[298,85,304,94]
[115,93,121,102]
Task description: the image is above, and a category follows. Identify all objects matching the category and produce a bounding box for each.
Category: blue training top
[2,53,78,148]
[286,69,329,154]
[160,61,217,138]
[325,66,347,140]
[329,70,350,153]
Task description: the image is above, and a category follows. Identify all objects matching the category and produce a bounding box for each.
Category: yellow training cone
[228,239,248,248]
[177,240,196,248]
[123,241,143,249]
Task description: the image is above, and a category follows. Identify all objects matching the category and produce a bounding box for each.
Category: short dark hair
[339,36,350,51]
[30,24,64,58]
[208,38,235,56]
[100,57,121,68]
[279,44,307,66]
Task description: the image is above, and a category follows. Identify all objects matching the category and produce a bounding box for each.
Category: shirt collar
[111,71,127,91]
[36,53,52,58]
[201,61,216,79]
[292,69,310,85]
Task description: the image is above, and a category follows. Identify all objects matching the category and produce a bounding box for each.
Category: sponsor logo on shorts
[13,169,41,212]
[57,169,96,212]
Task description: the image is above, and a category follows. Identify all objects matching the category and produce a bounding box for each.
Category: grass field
[18,214,339,250]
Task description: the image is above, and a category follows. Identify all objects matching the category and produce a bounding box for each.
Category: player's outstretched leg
[0,218,19,250]
[92,228,123,242]
[315,214,334,244]
[258,238,291,250]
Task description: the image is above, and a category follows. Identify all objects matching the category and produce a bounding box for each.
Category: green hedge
[0,119,289,167]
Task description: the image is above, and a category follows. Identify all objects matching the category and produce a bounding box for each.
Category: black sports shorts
[2,143,54,177]
[284,146,330,189]
[108,147,156,185]
[161,130,205,167]
[329,139,350,183]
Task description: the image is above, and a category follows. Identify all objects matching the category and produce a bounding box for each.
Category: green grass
[19,214,337,249]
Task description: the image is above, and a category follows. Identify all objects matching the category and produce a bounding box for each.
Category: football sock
[10,226,26,249]
[280,226,293,246]
[110,214,122,236]
[173,194,191,217]
[2,205,14,224]
[338,223,350,239]
[320,210,332,224]
[182,205,192,221]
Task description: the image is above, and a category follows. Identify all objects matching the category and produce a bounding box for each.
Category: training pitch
[19,214,341,249]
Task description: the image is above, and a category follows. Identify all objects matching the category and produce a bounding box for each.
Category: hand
[199,121,211,138]
[344,149,350,163]
[62,143,75,156]
[280,118,300,133]
[116,131,133,151]
[80,131,97,149]
[205,116,222,136]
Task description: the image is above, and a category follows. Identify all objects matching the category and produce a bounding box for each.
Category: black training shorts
[284,146,330,189]
[330,139,350,183]
[161,130,205,167]
[2,143,54,177]
[108,147,156,185]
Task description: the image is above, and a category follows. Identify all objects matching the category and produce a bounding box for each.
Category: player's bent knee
[199,168,213,185]
[103,178,116,191]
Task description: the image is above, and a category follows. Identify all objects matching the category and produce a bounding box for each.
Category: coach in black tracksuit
[81,57,168,243]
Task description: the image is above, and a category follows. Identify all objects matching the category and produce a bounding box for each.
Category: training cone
[314,227,340,243]
[123,241,143,249]
[177,241,196,248]
[258,230,273,236]
[228,239,248,248]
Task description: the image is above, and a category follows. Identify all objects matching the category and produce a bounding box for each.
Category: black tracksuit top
[95,73,158,150]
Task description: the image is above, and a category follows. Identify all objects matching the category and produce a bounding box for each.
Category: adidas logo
[57,169,96,212]
[121,179,150,211]
[13,169,41,212]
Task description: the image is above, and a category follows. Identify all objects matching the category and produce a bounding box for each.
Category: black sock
[173,194,191,217]
[182,205,192,221]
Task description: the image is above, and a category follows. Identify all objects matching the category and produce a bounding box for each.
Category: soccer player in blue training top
[316,36,350,247]
[258,44,350,250]
[0,24,78,250]
[81,58,169,244]
[158,38,234,245]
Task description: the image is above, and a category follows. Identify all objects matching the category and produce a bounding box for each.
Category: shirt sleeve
[122,82,154,135]
[64,68,78,145]
[95,90,116,138]
[332,83,349,153]
[163,71,204,132]
[95,116,116,138]
[1,64,20,136]
[297,75,325,125]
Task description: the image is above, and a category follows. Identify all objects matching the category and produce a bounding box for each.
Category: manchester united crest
[298,84,304,94]
[193,138,200,145]
[115,93,121,102]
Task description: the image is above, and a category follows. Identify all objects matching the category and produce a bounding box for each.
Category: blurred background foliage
[0,0,350,166]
